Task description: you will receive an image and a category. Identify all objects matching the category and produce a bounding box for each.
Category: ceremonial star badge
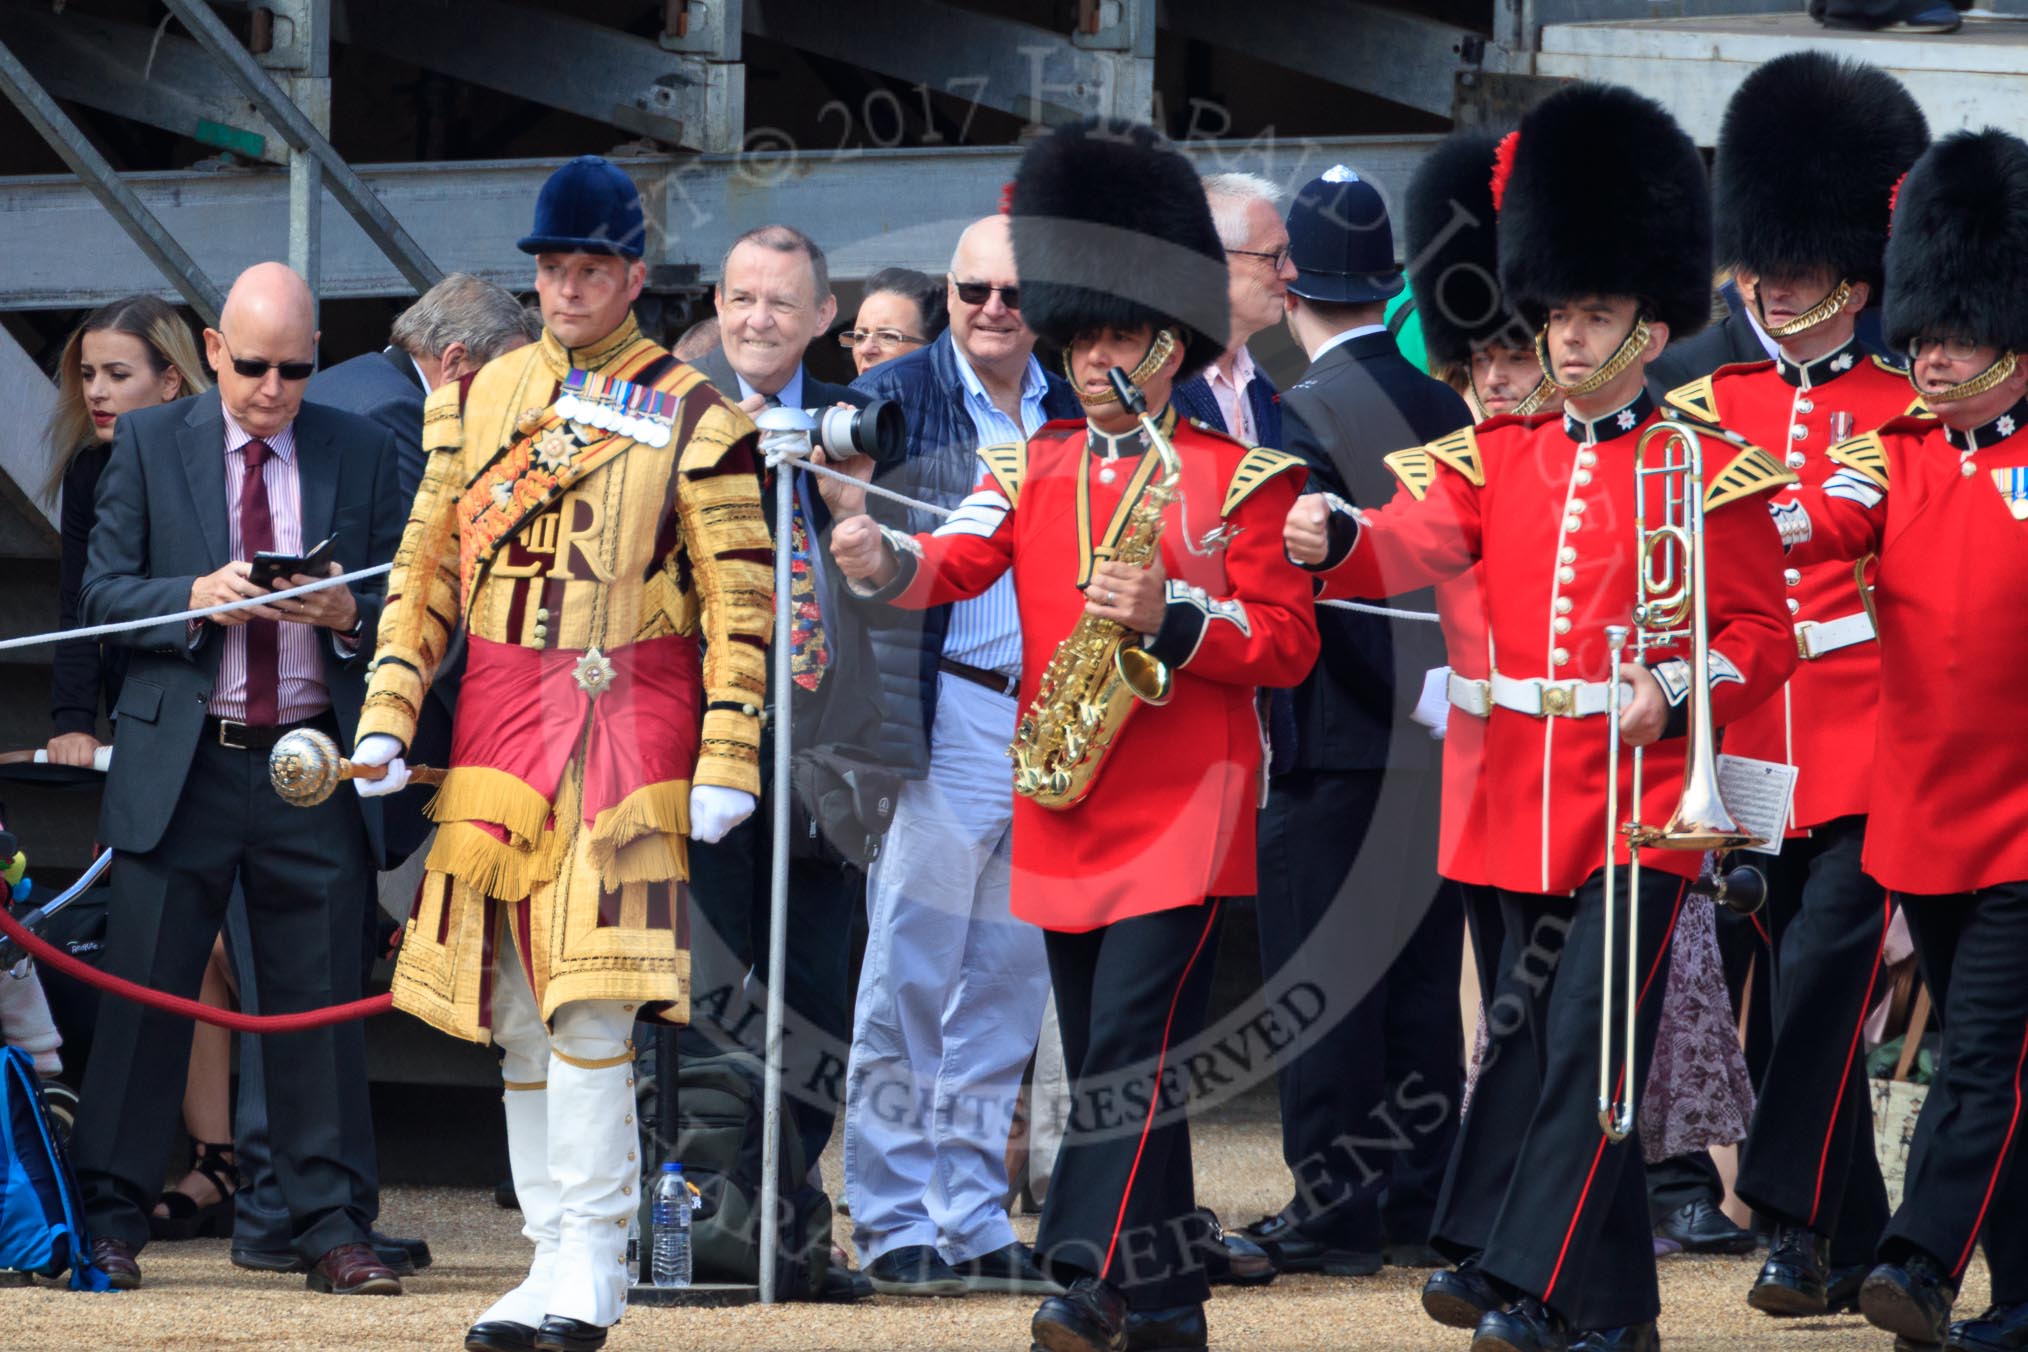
[1832,352,1856,372]
[1616,408,1638,431]
[534,427,575,473]
[2001,415,2018,438]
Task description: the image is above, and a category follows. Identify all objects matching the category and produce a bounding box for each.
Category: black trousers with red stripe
[1735,815,1892,1264]
[1035,901,1224,1311]
[1885,879,2028,1301]
[1431,883,1541,1262]
[1473,869,1685,1332]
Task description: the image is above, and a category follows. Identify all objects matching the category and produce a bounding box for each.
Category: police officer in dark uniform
[1242,169,1474,1276]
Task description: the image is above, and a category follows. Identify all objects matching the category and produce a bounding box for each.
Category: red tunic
[1664,348,1923,829]
[1783,405,2028,894]
[1317,395,1796,896]
[883,416,1319,932]
[1380,444,1494,886]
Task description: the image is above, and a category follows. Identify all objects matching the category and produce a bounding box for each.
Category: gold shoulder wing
[1382,447,1437,501]
[977,441,1027,508]
[420,379,465,457]
[1827,432,1890,491]
[1424,426,1485,486]
[1222,447,1305,515]
[1663,374,1721,426]
[1704,444,1800,511]
[678,396,759,474]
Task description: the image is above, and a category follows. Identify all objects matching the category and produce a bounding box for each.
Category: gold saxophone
[1010,368,1180,810]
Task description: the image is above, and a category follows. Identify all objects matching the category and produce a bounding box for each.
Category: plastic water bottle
[650,1162,694,1288]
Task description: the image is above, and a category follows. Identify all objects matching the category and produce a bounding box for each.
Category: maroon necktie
[239,438,279,726]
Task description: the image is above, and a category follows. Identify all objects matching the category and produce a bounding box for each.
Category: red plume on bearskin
[1489,131,1519,214]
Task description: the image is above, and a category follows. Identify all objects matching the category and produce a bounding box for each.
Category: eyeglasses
[1907,335,1983,363]
[951,278,1021,310]
[217,334,314,382]
[1227,246,1292,271]
[840,328,929,350]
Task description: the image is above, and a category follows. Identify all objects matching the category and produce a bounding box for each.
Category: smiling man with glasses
[1173,172,1294,450]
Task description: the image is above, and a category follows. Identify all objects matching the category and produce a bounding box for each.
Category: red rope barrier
[0,906,393,1032]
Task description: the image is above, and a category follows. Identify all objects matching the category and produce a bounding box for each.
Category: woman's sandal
[148,1141,238,1241]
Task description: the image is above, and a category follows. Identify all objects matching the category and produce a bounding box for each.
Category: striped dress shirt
[943,346,1051,677]
[206,410,330,723]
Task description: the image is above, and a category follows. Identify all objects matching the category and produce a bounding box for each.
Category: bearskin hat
[1884,128,2028,354]
[1010,119,1228,383]
[1406,129,1532,369]
[1497,83,1712,338]
[1714,53,1927,291]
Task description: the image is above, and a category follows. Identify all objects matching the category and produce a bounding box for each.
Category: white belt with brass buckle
[1447,671,1492,718]
[1795,611,1875,661]
[1490,671,1617,719]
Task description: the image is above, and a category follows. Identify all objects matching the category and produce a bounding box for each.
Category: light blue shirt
[944,345,1052,677]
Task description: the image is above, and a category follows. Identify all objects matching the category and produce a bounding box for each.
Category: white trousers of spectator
[483,952,638,1329]
[1028,993,1069,1203]
[844,674,1049,1266]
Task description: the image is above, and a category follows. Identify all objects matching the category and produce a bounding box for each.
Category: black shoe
[1032,1276,1127,1352]
[1749,1224,1829,1317]
[1193,1209,1275,1288]
[466,1321,538,1352]
[1472,1298,1572,1352]
[373,1230,432,1274]
[954,1242,1059,1295]
[1948,1299,2028,1351]
[1239,1209,1381,1276]
[1861,1254,1957,1347]
[1125,1302,1207,1352]
[864,1243,969,1297]
[1424,1260,1504,1330]
[1827,1263,1868,1314]
[1571,1323,1659,1352]
[532,1316,607,1352]
[1653,1200,1756,1256]
[818,1264,873,1303]
[493,1177,518,1210]
[232,1244,307,1273]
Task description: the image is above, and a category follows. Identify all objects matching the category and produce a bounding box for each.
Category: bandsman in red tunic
[1659,52,1930,1320]
[1393,127,1567,1300]
[1286,84,1795,1352]
[832,120,1317,1352]
[1773,128,2028,1352]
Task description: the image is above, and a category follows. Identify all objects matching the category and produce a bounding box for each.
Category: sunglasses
[951,278,1020,310]
[217,334,314,382]
[840,328,929,349]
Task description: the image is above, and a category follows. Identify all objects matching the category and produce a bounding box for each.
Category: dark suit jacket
[304,346,428,500]
[1648,307,1769,395]
[79,390,403,860]
[1173,359,1283,449]
[1279,331,1473,773]
[301,345,450,866]
[50,443,127,737]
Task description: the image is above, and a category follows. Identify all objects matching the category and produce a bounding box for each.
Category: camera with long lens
[808,399,905,466]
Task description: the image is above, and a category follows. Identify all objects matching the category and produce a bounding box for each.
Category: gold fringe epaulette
[1383,446,1437,501]
[1828,432,1889,491]
[586,780,691,890]
[1222,447,1305,515]
[423,820,561,903]
[1705,444,1800,511]
[1425,426,1485,487]
[978,441,1027,508]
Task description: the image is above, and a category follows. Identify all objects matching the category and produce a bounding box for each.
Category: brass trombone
[1597,419,1762,1143]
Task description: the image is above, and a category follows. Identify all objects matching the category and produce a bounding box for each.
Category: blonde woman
[41,295,240,1241]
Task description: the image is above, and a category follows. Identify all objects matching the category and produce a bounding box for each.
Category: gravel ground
[2,1115,1984,1351]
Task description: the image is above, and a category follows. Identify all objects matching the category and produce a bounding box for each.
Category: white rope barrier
[4,462,1437,652]
[0,563,392,652]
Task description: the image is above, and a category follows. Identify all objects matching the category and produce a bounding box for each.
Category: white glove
[351,734,410,798]
[688,784,756,844]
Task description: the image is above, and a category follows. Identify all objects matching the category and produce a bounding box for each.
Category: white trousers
[485,953,640,1328]
[842,674,1050,1264]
